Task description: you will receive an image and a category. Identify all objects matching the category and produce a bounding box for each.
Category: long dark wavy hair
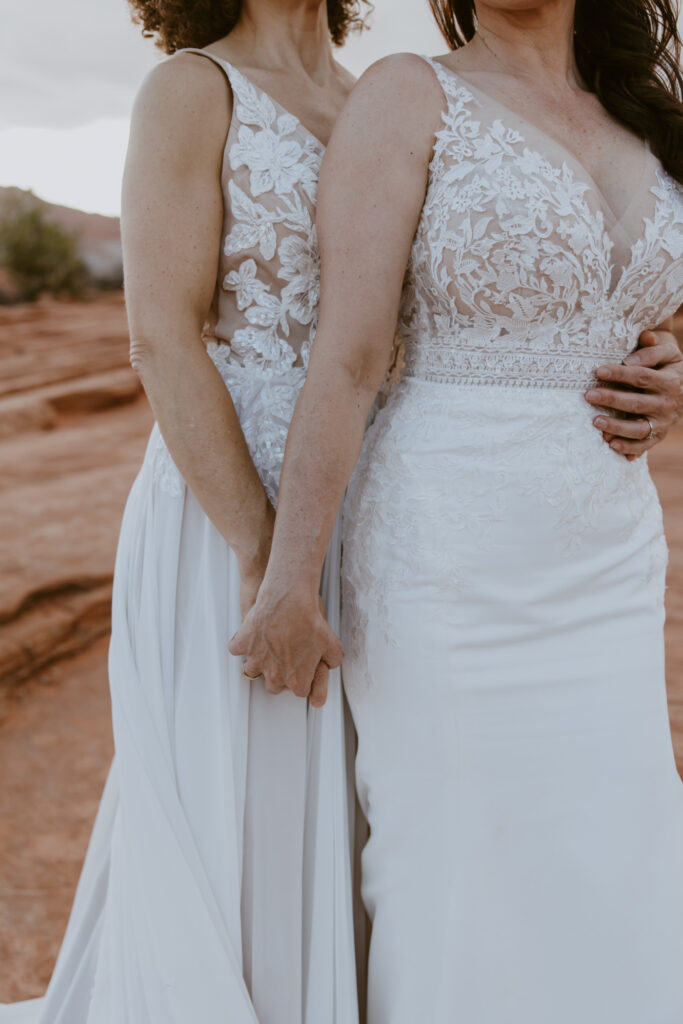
[128,0,370,51]
[428,0,683,186]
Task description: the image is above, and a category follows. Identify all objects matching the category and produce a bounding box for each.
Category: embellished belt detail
[402,342,630,392]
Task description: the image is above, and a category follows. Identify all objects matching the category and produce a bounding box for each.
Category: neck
[473,0,580,87]
[229,0,335,80]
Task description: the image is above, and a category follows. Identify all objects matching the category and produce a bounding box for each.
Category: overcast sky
[0,0,444,216]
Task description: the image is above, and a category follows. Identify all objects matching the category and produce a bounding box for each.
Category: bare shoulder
[352,52,444,108]
[130,50,232,149]
[330,53,444,164]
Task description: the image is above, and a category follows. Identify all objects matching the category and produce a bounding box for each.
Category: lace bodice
[399,57,683,390]
[181,49,324,373]
[153,51,325,502]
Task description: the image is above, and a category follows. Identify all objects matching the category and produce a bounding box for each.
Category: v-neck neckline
[423,54,670,304]
[430,57,652,233]
[206,52,328,153]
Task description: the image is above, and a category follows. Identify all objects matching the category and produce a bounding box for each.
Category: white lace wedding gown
[341,56,683,1023]
[1,52,359,1024]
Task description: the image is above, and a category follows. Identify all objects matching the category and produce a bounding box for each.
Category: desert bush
[0,201,88,302]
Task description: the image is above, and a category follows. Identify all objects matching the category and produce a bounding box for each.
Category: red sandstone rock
[0,293,152,719]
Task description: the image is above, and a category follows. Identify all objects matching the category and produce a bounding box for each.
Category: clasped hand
[230,328,681,708]
[586,328,682,458]
[229,585,344,709]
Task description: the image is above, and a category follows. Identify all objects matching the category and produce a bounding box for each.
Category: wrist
[233,493,275,582]
[260,561,321,605]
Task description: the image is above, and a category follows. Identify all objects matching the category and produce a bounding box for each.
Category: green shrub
[0,202,88,302]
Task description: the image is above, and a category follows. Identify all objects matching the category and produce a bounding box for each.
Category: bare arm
[230,55,444,700]
[123,54,273,600]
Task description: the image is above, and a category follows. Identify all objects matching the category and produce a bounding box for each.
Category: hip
[342,377,666,608]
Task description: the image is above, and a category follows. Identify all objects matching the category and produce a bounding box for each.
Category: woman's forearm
[262,355,379,594]
[132,325,273,576]
[120,56,272,575]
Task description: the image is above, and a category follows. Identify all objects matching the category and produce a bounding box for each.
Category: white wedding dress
[1,52,359,1024]
[341,56,683,1023]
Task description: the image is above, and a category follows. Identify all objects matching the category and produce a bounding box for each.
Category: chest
[234,68,349,147]
[449,73,648,226]
[412,80,683,336]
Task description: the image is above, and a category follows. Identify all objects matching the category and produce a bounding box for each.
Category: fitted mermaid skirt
[341,379,683,1024]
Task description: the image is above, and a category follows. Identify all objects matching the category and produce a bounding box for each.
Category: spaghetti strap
[417,53,463,103]
[175,47,239,100]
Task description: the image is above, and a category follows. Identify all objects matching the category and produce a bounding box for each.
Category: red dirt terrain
[0,294,150,999]
[0,297,682,1001]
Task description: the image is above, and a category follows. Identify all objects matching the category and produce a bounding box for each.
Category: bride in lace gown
[0,2,363,1022]
[233,1,683,1021]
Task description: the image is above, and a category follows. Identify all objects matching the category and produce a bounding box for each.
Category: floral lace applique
[151,54,323,499]
[399,57,683,390]
[220,66,323,375]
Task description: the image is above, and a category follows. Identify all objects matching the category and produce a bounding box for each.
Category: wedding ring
[242,662,262,681]
[645,417,656,441]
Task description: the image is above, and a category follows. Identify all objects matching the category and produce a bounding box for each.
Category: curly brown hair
[428,0,683,187]
[127,0,371,52]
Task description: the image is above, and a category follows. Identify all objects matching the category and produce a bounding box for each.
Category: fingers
[626,343,680,369]
[323,628,344,671]
[229,595,342,704]
[584,386,672,418]
[264,672,287,696]
[593,362,675,392]
[592,414,653,441]
[229,626,248,658]
[309,661,329,709]
[626,333,681,368]
[605,436,656,458]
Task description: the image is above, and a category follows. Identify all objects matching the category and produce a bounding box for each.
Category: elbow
[129,336,158,383]
[346,346,393,397]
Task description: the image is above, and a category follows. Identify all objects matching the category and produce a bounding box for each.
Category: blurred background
[0,0,682,1003]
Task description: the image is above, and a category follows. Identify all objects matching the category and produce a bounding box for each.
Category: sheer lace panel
[397,56,683,390]
[181,50,324,375]
[152,51,325,502]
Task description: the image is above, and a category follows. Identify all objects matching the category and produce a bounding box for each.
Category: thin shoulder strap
[418,53,464,106]
[176,49,276,128]
[175,47,240,98]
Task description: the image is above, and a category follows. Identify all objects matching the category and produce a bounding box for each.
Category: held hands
[229,583,344,709]
[586,327,682,460]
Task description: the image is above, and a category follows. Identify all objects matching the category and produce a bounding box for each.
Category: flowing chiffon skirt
[1,423,359,1024]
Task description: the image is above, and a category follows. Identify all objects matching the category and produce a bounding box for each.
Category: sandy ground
[0,296,682,1001]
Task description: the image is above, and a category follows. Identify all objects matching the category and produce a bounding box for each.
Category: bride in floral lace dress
[0,2,363,1022]
[2,2,682,1023]
[233,0,683,1021]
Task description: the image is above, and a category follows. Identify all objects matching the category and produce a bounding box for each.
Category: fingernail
[594,417,608,428]
[623,353,639,364]
[596,366,612,379]
[585,390,600,401]
[611,441,623,452]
